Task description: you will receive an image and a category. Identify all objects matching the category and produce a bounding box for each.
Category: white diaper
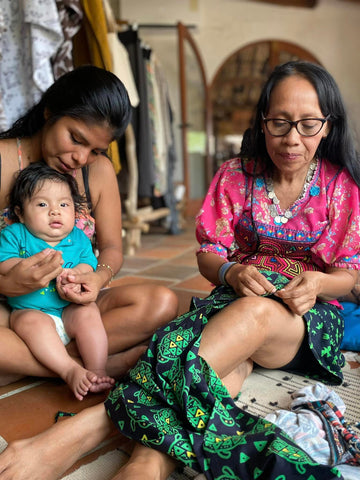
[48,313,71,346]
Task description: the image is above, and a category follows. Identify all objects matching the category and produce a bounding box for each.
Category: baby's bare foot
[89,376,115,393]
[88,370,115,393]
[63,365,97,400]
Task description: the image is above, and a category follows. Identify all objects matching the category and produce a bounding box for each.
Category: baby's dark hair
[8,161,88,222]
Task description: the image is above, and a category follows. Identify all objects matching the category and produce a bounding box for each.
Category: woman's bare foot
[0,404,113,480]
[62,364,97,400]
[0,436,66,480]
[111,443,178,480]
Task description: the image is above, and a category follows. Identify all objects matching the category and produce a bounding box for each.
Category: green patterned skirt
[105,271,344,479]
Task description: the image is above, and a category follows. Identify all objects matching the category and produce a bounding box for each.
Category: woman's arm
[59,158,123,303]
[0,249,63,297]
[88,157,123,287]
[0,257,22,275]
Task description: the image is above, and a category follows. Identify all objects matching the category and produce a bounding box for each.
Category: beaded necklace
[265,158,318,225]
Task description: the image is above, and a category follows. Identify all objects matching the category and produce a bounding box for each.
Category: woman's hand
[276,269,357,316]
[275,272,320,316]
[0,249,63,297]
[56,270,103,304]
[226,264,277,297]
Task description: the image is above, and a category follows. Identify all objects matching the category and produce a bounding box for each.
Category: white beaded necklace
[265,158,318,225]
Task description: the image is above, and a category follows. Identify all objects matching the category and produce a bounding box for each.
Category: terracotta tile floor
[0,222,212,462]
[113,222,213,315]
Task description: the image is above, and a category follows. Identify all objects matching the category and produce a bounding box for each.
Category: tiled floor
[112,222,213,315]
[0,222,212,470]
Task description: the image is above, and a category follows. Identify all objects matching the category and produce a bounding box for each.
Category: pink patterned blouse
[196,157,360,278]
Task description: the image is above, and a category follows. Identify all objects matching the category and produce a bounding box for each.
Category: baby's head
[8,162,87,245]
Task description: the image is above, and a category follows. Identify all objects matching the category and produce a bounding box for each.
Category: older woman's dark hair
[245,61,360,187]
[0,66,131,141]
[8,161,88,222]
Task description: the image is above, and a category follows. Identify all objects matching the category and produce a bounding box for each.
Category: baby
[0,162,114,400]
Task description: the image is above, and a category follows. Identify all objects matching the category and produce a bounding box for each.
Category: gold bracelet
[96,263,114,284]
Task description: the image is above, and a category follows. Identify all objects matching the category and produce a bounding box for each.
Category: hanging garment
[107,32,139,108]
[52,0,83,80]
[72,0,121,173]
[0,0,63,129]
[102,0,139,108]
[118,28,155,197]
[146,53,168,197]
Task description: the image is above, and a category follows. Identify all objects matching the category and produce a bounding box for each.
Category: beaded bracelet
[97,263,114,284]
[218,262,237,286]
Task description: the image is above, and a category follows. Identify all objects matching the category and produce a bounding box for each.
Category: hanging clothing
[118,28,155,198]
[102,0,139,108]
[52,0,83,80]
[0,0,63,130]
[146,53,168,197]
[107,33,140,108]
[72,0,121,173]
[72,0,111,70]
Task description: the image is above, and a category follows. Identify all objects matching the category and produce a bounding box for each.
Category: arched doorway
[210,40,321,172]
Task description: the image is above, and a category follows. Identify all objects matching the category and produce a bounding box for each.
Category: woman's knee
[135,285,178,329]
[150,286,178,319]
[230,296,274,328]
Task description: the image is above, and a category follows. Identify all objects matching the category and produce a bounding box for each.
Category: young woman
[0,65,178,386]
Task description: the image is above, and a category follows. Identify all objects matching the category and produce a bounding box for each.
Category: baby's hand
[56,268,82,297]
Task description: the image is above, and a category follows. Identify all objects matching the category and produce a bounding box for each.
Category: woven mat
[237,353,360,429]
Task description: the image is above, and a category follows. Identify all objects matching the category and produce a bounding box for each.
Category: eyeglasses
[262,113,330,137]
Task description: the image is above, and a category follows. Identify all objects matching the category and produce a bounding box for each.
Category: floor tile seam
[129,244,197,263]
[115,258,169,278]
[0,380,46,400]
[171,287,211,295]
[124,268,206,284]
[122,254,198,276]
[119,274,182,284]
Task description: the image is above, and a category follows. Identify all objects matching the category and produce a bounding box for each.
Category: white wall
[115,0,360,180]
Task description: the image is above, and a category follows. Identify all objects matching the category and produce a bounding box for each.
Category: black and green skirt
[105,271,344,479]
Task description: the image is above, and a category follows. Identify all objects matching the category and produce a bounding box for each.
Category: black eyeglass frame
[261,113,331,137]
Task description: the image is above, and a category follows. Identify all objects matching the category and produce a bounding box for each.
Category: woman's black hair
[0,65,131,141]
[8,161,88,222]
[243,60,360,187]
